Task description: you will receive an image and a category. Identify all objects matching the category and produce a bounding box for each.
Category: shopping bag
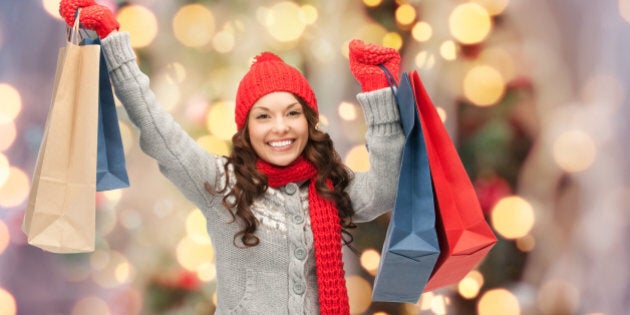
[82,36,130,191]
[23,12,100,253]
[372,71,440,303]
[409,70,497,291]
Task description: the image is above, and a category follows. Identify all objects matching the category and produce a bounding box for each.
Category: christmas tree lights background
[1,0,629,314]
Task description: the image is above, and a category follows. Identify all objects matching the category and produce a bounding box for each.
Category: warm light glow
[415,51,435,70]
[0,122,16,151]
[0,167,29,208]
[0,154,9,187]
[431,294,449,314]
[197,262,217,282]
[552,129,597,173]
[186,209,212,245]
[206,101,237,141]
[162,62,187,84]
[92,251,134,288]
[396,4,417,25]
[0,287,17,315]
[118,121,134,155]
[472,0,510,16]
[152,74,181,112]
[0,84,22,124]
[516,234,535,252]
[42,0,63,20]
[621,0,630,23]
[463,65,505,106]
[212,30,235,54]
[419,292,434,310]
[458,270,484,299]
[265,2,306,42]
[300,4,319,25]
[0,220,9,256]
[478,288,521,315]
[479,47,515,82]
[411,21,433,42]
[338,102,358,121]
[436,107,448,123]
[118,5,158,48]
[360,248,381,275]
[103,189,123,204]
[449,3,492,44]
[363,0,383,7]
[173,4,215,48]
[197,135,231,156]
[491,195,535,240]
[345,145,370,172]
[176,235,215,272]
[71,296,110,315]
[382,32,403,50]
[346,275,372,314]
[440,40,457,60]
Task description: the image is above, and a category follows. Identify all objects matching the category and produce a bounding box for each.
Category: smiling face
[247,92,309,167]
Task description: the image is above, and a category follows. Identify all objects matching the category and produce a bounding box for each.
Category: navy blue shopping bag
[81,35,130,191]
[372,71,440,303]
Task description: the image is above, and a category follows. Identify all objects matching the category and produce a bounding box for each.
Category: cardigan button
[294,247,306,260]
[285,183,297,195]
[293,282,305,295]
[293,214,304,224]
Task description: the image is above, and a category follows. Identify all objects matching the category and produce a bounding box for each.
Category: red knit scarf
[256,156,350,315]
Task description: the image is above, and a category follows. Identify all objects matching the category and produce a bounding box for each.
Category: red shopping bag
[409,71,497,291]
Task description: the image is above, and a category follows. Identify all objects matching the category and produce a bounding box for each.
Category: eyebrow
[251,102,300,112]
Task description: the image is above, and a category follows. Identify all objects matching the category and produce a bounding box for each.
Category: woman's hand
[59,0,119,38]
[349,39,401,92]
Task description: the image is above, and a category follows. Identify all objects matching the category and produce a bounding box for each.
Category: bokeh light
[91,250,135,288]
[479,47,516,82]
[338,102,358,121]
[516,234,536,252]
[346,275,372,314]
[0,220,9,255]
[0,154,9,187]
[412,21,433,42]
[42,0,63,20]
[552,129,597,173]
[478,288,521,315]
[118,122,135,155]
[196,135,231,156]
[0,84,22,124]
[620,0,630,23]
[449,3,492,45]
[458,270,484,299]
[0,287,17,315]
[436,106,448,123]
[472,0,510,16]
[395,4,417,26]
[176,235,215,272]
[152,73,181,112]
[344,145,370,172]
[382,32,403,50]
[440,40,458,61]
[173,4,215,48]
[71,296,110,315]
[118,5,158,48]
[212,30,235,54]
[197,262,217,282]
[185,209,212,245]
[264,2,306,42]
[463,65,506,106]
[363,0,383,7]
[0,167,30,208]
[415,51,436,70]
[0,122,16,152]
[205,101,237,141]
[491,195,535,240]
[359,248,380,275]
[300,4,319,25]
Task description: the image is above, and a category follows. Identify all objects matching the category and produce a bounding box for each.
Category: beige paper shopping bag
[23,14,100,253]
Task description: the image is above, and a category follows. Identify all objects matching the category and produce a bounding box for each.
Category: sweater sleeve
[100,32,221,211]
[348,87,404,223]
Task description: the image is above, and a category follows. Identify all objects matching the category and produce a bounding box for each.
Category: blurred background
[1,0,629,314]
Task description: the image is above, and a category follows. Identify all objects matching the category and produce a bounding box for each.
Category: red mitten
[349,39,401,92]
[59,0,95,26]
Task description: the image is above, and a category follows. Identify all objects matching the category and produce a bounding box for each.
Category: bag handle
[67,8,93,45]
[378,64,400,104]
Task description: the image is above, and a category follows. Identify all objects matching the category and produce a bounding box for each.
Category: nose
[272,116,290,133]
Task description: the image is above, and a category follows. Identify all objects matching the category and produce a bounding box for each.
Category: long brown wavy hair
[204,96,356,247]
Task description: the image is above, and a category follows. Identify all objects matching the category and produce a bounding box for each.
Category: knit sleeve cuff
[356,87,401,135]
[101,31,136,72]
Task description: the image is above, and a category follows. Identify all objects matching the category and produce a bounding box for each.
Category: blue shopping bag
[81,35,130,191]
[372,71,440,303]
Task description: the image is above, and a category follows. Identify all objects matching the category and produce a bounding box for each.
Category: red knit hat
[235,52,317,130]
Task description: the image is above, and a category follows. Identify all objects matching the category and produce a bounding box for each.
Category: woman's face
[247,92,309,167]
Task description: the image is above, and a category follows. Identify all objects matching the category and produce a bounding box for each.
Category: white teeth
[269,140,293,147]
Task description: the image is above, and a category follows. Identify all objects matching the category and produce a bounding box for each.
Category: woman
[59,1,405,314]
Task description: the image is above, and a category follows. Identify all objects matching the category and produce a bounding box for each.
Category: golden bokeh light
[415,51,435,70]
[0,287,16,315]
[382,32,403,50]
[346,275,372,315]
[162,62,187,84]
[173,4,215,48]
[265,2,306,42]
[118,121,135,155]
[411,21,433,42]
[440,40,458,61]
[186,209,212,245]
[118,5,158,48]
[42,0,63,20]
[396,4,417,26]
[431,294,449,314]
[345,145,370,172]
[153,73,181,112]
[463,65,505,106]
[516,234,536,252]
[620,0,630,23]
[0,153,9,187]
[71,296,110,315]
[212,30,235,54]
[458,270,484,299]
[491,195,535,240]
[197,262,217,282]
[363,0,383,7]
[206,101,237,141]
[552,129,597,173]
[360,248,380,275]
[92,251,135,288]
[436,106,448,123]
[479,47,516,82]
[176,235,215,272]
[197,135,231,156]
[0,84,22,124]
[472,0,510,16]
[338,102,358,121]
[0,122,16,151]
[300,4,319,25]
[0,167,29,208]
[0,220,9,255]
[418,292,434,310]
[478,288,521,315]
[449,3,492,45]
